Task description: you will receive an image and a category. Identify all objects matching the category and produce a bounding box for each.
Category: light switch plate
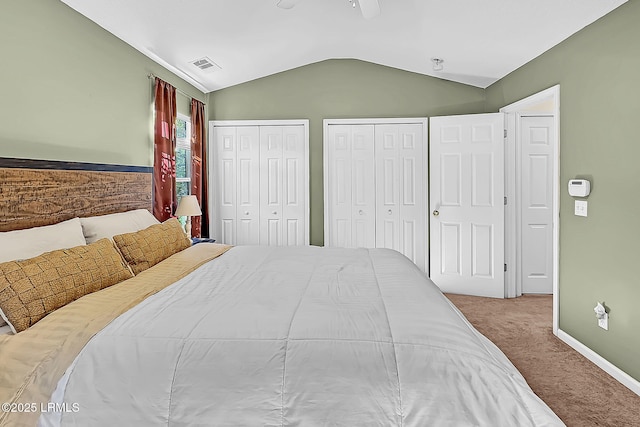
[575,200,588,217]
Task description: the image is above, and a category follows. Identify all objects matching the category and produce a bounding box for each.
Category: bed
[0,159,565,426]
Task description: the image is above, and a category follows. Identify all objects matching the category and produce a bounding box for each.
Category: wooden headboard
[0,157,153,232]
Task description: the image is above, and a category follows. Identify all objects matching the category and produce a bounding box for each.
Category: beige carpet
[445,294,640,426]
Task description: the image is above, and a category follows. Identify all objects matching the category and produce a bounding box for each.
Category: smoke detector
[431,58,444,72]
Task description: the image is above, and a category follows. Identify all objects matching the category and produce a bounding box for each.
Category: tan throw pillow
[0,239,133,333]
[112,218,191,275]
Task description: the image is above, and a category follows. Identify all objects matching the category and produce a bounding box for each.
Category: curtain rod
[147,73,206,105]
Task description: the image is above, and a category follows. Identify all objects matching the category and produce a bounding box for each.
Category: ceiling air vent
[190,57,221,73]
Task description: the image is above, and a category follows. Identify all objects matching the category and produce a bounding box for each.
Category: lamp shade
[175,195,202,217]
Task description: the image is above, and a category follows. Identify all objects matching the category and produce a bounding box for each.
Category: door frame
[500,85,560,335]
[323,117,429,272]
[208,119,310,245]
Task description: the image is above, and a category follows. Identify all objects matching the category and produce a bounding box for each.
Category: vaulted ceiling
[60,0,627,93]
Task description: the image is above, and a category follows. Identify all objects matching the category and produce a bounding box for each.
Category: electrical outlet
[598,313,608,330]
[575,200,588,217]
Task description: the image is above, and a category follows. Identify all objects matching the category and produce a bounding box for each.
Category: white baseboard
[557,329,640,396]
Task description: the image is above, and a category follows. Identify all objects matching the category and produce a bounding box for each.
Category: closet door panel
[260,127,284,245]
[327,125,353,247]
[236,126,260,245]
[375,125,400,251]
[282,126,306,246]
[398,124,426,271]
[351,125,376,248]
[215,127,238,245]
[373,123,426,270]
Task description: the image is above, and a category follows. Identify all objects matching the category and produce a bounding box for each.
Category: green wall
[486,1,640,381]
[209,59,486,245]
[0,0,205,167]
[3,0,637,387]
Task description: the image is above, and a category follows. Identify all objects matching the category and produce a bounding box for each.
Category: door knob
[433,210,439,217]
[272,211,277,215]
[359,210,363,215]
[244,211,249,215]
[387,209,392,215]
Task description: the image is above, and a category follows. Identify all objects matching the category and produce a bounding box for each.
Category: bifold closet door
[236,127,261,245]
[212,121,308,246]
[325,120,427,271]
[325,125,376,248]
[259,126,306,246]
[214,126,260,245]
[375,124,426,271]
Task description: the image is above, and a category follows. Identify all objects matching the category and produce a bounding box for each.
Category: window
[175,114,191,205]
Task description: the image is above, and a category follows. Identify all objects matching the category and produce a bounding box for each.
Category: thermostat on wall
[568,179,590,197]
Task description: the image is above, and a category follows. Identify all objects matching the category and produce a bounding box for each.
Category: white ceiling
[60,0,626,93]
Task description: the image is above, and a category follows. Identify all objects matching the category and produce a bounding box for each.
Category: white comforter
[41,246,564,426]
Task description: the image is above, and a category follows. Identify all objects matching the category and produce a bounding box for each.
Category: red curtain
[153,78,177,221]
[190,98,208,238]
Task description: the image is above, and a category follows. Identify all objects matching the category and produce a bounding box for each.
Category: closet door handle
[272,211,278,215]
[433,210,439,217]
[244,211,249,215]
[359,210,363,215]
[387,209,392,215]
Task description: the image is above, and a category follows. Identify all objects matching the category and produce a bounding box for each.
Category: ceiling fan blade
[358,0,380,19]
[277,0,300,9]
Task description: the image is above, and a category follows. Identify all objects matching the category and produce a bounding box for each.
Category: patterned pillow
[112,218,191,275]
[0,239,133,333]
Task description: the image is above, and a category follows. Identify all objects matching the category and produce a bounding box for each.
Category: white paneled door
[259,126,306,246]
[326,124,376,248]
[236,126,261,245]
[215,126,236,244]
[260,126,284,246]
[430,113,505,298]
[374,124,425,268]
[215,126,261,245]
[324,119,427,272]
[352,126,377,248]
[211,121,309,246]
[520,116,554,294]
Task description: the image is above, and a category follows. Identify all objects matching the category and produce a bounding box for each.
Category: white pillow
[0,217,86,264]
[80,209,159,244]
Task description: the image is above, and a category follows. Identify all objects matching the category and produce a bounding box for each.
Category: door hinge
[504,129,507,138]
[504,263,507,272]
[504,196,507,205]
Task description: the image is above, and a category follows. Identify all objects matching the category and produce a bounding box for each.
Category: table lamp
[175,195,202,238]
